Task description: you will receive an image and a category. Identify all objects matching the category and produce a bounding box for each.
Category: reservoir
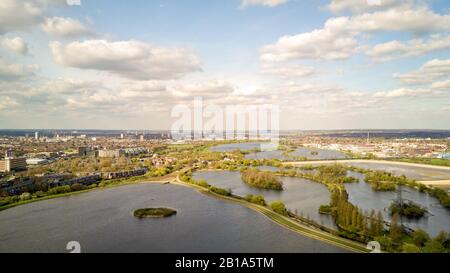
[193,171,336,229]
[0,183,346,253]
[345,171,450,237]
[344,162,450,181]
[211,142,348,161]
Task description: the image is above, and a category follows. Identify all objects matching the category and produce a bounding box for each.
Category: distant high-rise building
[120,133,124,139]
[35,132,39,140]
[140,135,145,142]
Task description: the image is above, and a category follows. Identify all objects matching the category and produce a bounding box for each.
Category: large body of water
[346,171,450,237]
[289,147,347,160]
[0,183,346,253]
[211,142,347,161]
[344,162,450,181]
[193,171,336,229]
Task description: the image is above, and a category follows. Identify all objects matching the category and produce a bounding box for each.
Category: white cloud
[373,88,436,98]
[0,59,38,80]
[431,79,450,91]
[240,0,288,8]
[394,59,450,85]
[0,0,42,34]
[261,63,317,78]
[27,78,101,96]
[261,28,359,62]
[42,17,92,38]
[118,81,167,99]
[367,36,450,62]
[331,7,450,34]
[262,5,450,62]
[49,40,202,80]
[327,0,408,14]
[0,96,19,111]
[1,36,28,55]
[170,80,234,99]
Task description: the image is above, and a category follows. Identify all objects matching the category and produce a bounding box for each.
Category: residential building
[98,149,125,158]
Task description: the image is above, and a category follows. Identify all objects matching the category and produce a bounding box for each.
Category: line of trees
[332,190,384,237]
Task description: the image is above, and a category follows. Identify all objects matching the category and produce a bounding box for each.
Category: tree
[389,213,402,243]
[369,210,376,236]
[374,236,393,251]
[423,240,446,253]
[376,211,384,236]
[402,243,420,253]
[411,229,430,247]
[434,231,450,249]
[270,201,288,216]
[351,209,358,228]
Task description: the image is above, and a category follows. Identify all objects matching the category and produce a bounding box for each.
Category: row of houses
[0,178,34,195]
[79,147,149,158]
[101,168,148,180]
[1,168,149,195]
[47,174,101,188]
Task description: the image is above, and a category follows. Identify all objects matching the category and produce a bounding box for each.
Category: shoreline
[283,159,450,171]
[0,174,368,253]
[172,176,368,253]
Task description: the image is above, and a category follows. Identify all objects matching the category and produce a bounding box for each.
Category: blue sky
[0,0,449,130]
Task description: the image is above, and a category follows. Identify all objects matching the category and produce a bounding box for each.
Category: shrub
[70,183,83,192]
[411,229,430,247]
[402,243,420,253]
[48,185,72,195]
[209,186,231,196]
[270,201,288,216]
[19,192,32,201]
[245,194,266,206]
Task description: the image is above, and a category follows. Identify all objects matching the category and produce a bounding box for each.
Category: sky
[0,0,449,130]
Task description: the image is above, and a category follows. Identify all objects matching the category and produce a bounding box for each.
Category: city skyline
[1,0,450,130]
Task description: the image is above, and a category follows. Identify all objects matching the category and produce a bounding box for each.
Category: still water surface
[0,183,346,253]
[346,171,450,237]
[193,171,336,229]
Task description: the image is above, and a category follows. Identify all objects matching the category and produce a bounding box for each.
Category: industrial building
[0,151,27,172]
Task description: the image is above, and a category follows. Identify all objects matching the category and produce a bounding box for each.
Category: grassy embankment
[175,172,368,253]
[386,158,450,167]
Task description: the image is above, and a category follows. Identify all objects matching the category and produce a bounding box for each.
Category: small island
[389,201,427,219]
[133,208,177,218]
[241,169,283,190]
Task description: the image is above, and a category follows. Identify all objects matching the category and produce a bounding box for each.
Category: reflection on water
[346,171,450,237]
[0,183,346,253]
[193,171,336,229]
